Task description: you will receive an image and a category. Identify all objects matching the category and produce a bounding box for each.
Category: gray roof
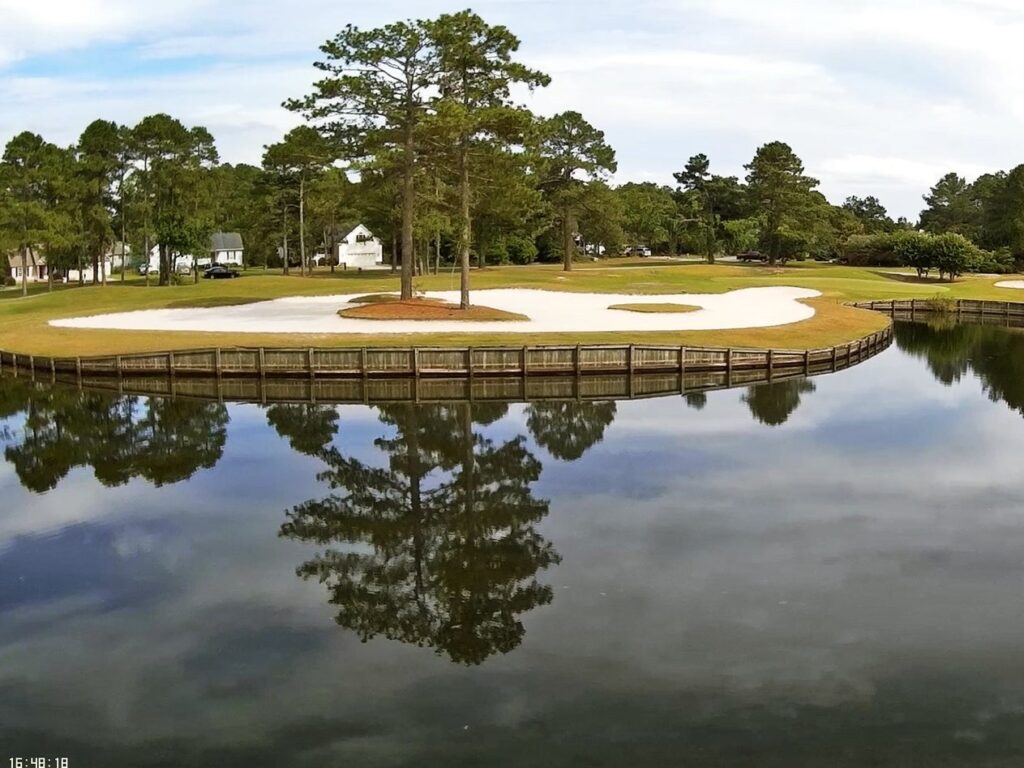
[210,232,243,251]
[6,250,44,269]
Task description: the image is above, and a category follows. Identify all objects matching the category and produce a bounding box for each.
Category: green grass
[2,260,1023,356]
[608,302,701,313]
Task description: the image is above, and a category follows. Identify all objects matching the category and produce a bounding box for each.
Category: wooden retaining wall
[0,325,894,383]
[853,298,1024,323]
[2,348,882,406]
[0,324,894,404]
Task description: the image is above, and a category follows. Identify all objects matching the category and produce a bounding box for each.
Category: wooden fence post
[412,347,419,376]
[361,348,368,380]
[767,348,774,379]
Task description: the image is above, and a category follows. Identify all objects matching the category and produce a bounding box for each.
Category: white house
[107,241,130,271]
[337,224,384,269]
[67,258,113,283]
[147,233,244,273]
[6,251,50,283]
[210,232,244,266]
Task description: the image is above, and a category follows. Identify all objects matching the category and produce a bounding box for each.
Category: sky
[1,0,1021,220]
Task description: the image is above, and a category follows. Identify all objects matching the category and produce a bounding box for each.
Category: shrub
[505,236,538,265]
[890,230,932,277]
[842,233,902,266]
[928,233,976,281]
[721,217,759,255]
[974,247,1016,274]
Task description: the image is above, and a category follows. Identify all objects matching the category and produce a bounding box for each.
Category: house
[210,232,243,267]
[106,241,130,271]
[6,251,50,283]
[146,233,244,274]
[337,224,384,269]
[147,246,194,274]
[68,256,114,286]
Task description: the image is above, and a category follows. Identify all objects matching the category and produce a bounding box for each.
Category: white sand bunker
[50,287,820,335]
[996,280,1024,289]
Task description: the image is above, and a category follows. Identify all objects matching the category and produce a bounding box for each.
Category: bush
[842,233,902,266]
[974,247,1016,274]
[505,236,538,265]
[890,231,932,277]
[928,233,976,281]
[721,217,759,255]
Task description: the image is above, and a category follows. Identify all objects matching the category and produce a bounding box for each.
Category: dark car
[736,250,767,262]
[203,265,240,279]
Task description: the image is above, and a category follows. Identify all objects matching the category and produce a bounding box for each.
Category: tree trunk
[120,170,127,283]
[562,207,574,272]
[458,146,471,310]
[20,245,27,297]
[159,243,170,286]
[435,230,441,275]
[299,176,306,277]
[400,124,415,300]
[282,204,290,276]
[390,234,397,274]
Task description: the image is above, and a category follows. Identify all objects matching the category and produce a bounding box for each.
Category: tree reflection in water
[742,379,816,427]
[265,404,340,456]
[0,377,228,492]
[280,403,560,665]
[895,319,1024,414]
[525,401,617,460]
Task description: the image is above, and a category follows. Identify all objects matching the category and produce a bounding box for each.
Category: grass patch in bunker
[608,302,701,314]
[339,297,528,322]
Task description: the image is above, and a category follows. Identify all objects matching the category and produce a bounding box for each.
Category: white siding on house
[337,224,384,269]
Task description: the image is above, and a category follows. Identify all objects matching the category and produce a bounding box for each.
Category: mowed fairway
[1,260,1022,357]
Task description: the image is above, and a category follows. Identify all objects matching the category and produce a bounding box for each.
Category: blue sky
[1,0,1022,219]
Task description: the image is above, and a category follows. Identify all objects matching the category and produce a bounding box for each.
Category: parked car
[175,263,193,275]
[624,245,653,257]
[736,250,767,262]
[203,265,240,280]
[137,263,152,275]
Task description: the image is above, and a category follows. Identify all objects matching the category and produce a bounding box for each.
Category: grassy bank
[1,260,1022,356]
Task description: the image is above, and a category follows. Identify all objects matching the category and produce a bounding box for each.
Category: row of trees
[0,115,222,294]
[918,168,1024,262]
[8,9,1024,302]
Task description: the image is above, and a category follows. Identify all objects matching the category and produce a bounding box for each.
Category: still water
[3,320,1024,766]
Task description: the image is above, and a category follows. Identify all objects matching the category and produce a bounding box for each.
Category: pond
[3,320,1024,766]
